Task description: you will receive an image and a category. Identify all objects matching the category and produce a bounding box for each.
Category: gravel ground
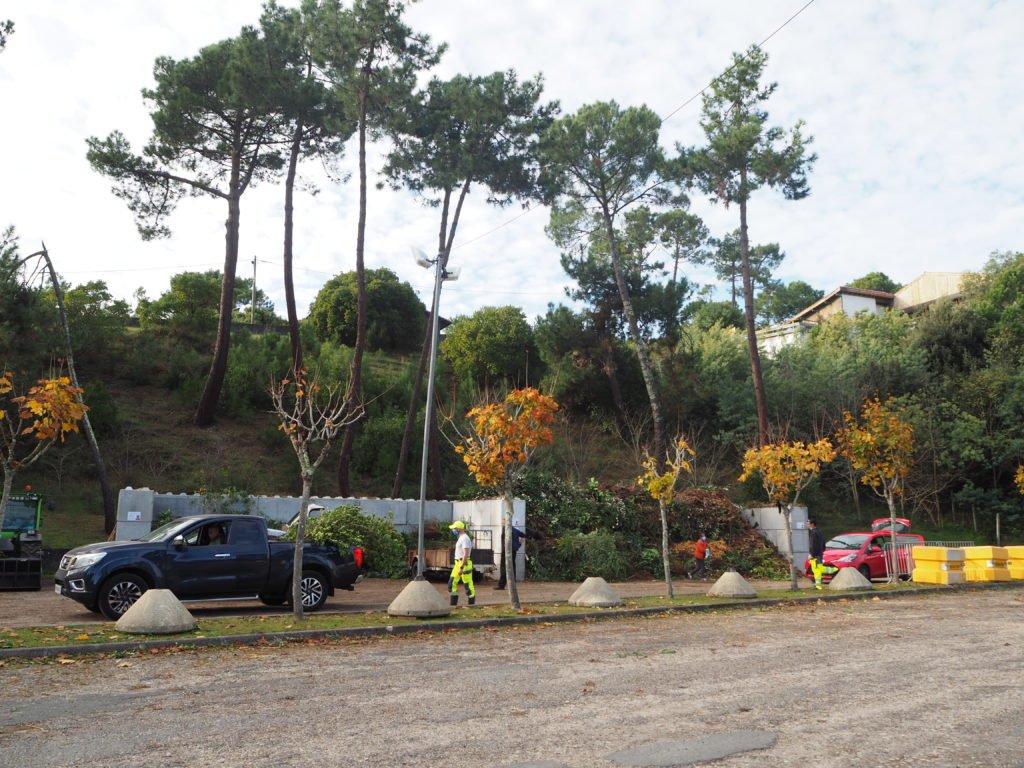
[2,587,1023,767]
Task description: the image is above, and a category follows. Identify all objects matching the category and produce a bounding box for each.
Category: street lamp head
[411,246,433,270]
[443,266,461,282]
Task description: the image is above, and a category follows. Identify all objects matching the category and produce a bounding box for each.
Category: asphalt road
[2,587,1023,767]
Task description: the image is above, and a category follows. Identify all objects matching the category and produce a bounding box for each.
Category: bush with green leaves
[299,505,407,578]
[637,546,664,576]
[481,470,640,536]
[548,530,634,582]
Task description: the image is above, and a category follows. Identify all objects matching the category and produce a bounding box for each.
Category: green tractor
[0,492,43,590]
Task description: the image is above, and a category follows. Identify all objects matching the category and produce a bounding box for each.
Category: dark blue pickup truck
[55,515,365,620]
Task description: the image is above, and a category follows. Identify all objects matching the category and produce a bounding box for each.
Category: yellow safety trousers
[809,557,839,589]
[449,558,475,598]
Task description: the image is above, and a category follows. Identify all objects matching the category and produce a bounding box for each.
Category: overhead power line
[450,0,819,253]
[660,0,818,123]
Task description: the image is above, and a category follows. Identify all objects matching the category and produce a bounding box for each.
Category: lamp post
[413,247,459,580]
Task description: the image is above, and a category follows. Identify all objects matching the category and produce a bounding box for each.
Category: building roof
[787,285,895,323]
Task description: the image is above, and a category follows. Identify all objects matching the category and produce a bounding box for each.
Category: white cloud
[1,0,1021,324]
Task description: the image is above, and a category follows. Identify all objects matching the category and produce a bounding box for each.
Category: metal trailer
[408,527,494,583]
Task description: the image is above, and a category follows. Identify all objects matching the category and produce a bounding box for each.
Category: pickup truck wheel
[98,573,148,620]
[298,570,328,612]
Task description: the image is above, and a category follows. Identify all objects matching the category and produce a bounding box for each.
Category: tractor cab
[0,492,43,590]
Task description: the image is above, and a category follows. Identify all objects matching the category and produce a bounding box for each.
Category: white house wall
[740,505,810,566]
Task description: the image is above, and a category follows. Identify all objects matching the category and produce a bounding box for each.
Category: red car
[805,529,925,582]
[870,517,912,533]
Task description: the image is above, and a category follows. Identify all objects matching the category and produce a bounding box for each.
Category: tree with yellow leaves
[739,438,836,590]
[455,387,558,610]
[638,438,695,598]
[837,397,914,583]
[0,371,88,522]
[1015,465,1024,496]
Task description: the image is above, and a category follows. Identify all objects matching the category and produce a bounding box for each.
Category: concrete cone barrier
[706,570,757,598]
[115,589,196,634]
[828,566,873,591]
[387,579,453,618]
[568,576,622,607]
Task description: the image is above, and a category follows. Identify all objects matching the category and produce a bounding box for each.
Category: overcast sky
[1,0,1021,323]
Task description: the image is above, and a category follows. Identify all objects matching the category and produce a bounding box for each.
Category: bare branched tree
[269,367,362,620]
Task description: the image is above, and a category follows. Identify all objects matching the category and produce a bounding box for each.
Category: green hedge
[297,506,408,578]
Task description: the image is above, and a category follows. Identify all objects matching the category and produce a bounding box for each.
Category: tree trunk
[195,151,243,427]
[659,499,674,598]
[37,248,115,533]
[292,476,314,621]
[392,190,453,498]
[428,406,445,499]
[283,118,305,375]
[599,334,629,439]
[503,493,521,610]
[784,504,797,591]
[391,318,431,498]
[602,211,666,462]
[0,467,13,526]
[738,192,770,446]
[338,79,371,496]
[886,490,900,584]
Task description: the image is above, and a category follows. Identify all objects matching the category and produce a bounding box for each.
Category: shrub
[301,505,407,578]
[549,530,633,582]
[637,547,664,576]
[473,470,640,536]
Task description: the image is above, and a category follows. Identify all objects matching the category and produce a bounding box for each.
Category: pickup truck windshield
[139,519,194,543]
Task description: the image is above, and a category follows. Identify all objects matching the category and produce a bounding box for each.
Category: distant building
[758,272,965,355]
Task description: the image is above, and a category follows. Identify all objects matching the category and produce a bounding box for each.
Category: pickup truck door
[163,520,266,597]
[226,518,270,594]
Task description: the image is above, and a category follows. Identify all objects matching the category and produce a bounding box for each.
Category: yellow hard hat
[449,520,466,531]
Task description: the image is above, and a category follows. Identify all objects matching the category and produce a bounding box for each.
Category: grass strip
[0,582,935,654]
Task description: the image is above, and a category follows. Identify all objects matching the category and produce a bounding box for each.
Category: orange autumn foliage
[456,388,558,489]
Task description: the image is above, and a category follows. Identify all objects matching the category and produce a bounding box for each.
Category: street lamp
[412,247,458,580]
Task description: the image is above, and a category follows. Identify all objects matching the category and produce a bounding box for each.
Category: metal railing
[883,540,975,580]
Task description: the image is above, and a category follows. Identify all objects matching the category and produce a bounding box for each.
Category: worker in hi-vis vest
[807,517,837,589]
[448,520,475,606]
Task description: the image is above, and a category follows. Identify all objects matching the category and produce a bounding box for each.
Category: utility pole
[251,256,257,325]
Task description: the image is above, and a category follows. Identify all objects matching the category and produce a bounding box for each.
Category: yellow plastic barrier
[962,546,1011,582]
[911,546,965,585]
[1006,545,1024,580]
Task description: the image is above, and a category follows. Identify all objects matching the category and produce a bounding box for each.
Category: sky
[1,0,1022,324]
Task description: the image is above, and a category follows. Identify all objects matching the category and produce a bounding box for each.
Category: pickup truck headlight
[837,554,857,563]
[64,552,107,570]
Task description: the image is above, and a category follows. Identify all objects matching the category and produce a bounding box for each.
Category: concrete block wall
[115,489,522,550]
[116,488,457,540]
[741,505,810,566]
